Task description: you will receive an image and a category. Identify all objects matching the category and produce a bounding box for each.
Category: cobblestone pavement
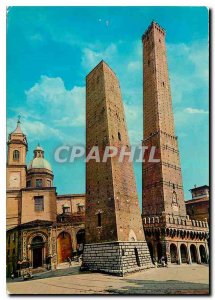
[7,264,209,295]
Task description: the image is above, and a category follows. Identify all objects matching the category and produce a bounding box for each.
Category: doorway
[33,247,43,268]
[31,236,44,268]
[57,231,72,263]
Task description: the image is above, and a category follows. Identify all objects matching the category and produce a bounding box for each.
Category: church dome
[27,144,52,172]
[28,157,52,172]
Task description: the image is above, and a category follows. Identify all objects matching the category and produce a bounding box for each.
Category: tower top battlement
[142,21,165,41]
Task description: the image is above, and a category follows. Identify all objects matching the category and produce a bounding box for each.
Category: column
[177,244,181,265]
[187,244,192,264]
[153,242,158,262]
[196,245,201,264]
[205,243,209,263]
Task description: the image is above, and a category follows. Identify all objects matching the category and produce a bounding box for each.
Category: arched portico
[170,243,177,263]
[199,245,207,263]
[147,242,153,260]
[180,244,188,263]
[190,244,197,263]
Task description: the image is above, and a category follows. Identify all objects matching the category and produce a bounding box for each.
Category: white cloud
[184,107,209,114]
[7,117,62,142]
[8,76,86,144]
[167,40,208,105]
[25,76,85,127]
[81,43,117,72]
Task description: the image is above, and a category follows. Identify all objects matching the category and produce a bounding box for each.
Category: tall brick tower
[141,21,209,265]
[142,21,186,218]
[83,61,152,275]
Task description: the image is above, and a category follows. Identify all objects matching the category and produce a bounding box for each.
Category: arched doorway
[31,236,45,268]
[199,245,207,263]
[190,244,197,263]
[157,242,162,261]
[170,243,177,263]
[180,244,187,263]
[147,242,153,260]
[57,232,72,263]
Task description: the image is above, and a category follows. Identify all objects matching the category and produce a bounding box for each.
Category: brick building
[142,21,209,265]
[6,120,85,277]
[83,61,152,276]
[186,185,209,222]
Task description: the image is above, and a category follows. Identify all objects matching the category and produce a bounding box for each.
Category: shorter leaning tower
[82,61,152,276]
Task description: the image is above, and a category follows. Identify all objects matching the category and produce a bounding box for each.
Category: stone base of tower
[82,241,153,276]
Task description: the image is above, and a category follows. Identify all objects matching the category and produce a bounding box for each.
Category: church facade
[6,120,85,277]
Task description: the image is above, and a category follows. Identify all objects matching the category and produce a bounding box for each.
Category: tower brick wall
[83,61,152,275]
[86,61,145,243]
[142,22,186,217]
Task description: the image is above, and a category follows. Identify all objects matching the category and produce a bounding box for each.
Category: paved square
[7,264,209,295]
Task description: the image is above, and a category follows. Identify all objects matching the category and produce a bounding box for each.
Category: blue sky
[7,7,209,203]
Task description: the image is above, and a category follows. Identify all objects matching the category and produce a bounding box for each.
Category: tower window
[172,191,177,203]
[118,132,121,141]
[34,196,44,211]
[98,212,102,227]
[36,179,42,188]
[13,150,20,161]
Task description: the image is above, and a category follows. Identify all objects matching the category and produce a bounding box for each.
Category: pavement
[7,263,209,295]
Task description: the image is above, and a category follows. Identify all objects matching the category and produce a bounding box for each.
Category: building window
[47,180,51,187]
[62,205,70,213]
[13,150,20,161]
[27,180,31,188]
[118,132,121,141]
[34,196,44,211]
[36,179,42,188]
[77,204,84,213]
[98,212,102,227]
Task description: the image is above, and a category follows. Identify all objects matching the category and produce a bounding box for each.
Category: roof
[190,185,209,191]
[185,197,209,205]
[57,193,86,199]
[18,219,53,229]
[28,157,52,171]
[86,60,117,79]
[34,145,44,152]
[11,120,24,135]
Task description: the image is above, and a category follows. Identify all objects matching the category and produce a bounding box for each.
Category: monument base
[82,241,153,276]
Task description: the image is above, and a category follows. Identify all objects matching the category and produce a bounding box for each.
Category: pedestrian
[68,257,72,267]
